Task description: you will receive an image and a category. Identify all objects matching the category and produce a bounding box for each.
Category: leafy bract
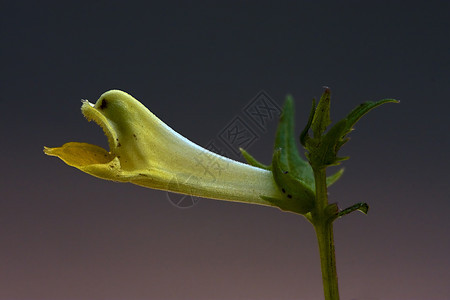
[301,89,398,169]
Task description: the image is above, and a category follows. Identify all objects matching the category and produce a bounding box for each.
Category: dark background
[1,1,449,299]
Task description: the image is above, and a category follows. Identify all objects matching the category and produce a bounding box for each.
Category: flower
[44,90,284,208]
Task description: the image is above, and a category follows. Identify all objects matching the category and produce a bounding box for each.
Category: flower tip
[43,146,53,156]
[81,99,94,107]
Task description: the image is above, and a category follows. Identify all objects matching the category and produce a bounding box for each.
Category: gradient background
[1,1,449,300]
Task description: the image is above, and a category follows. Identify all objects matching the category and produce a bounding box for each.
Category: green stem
[311,167,340,300]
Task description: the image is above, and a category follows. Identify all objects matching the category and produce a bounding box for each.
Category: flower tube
[44,90,285,208]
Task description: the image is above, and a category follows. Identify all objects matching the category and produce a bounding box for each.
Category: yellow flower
[44,90,284,208]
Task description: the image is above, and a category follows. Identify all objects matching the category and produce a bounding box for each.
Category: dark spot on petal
[117,143,121,147]
[287,194,292,198]
[283,170,289,174]
[100,99,108,109]
[281,188,286,193]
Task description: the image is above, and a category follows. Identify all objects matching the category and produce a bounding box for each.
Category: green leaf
[239,148,271,170]
[260,195,313,215]
[303,93,399,169]
[343,99,399,137]
[336,203,369,219]
[274,95,315,190]
[306,119,348,168]
[270,149,315,214]
[326,168,344,187]
[300,98,316,147]
[311,88,331,138]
